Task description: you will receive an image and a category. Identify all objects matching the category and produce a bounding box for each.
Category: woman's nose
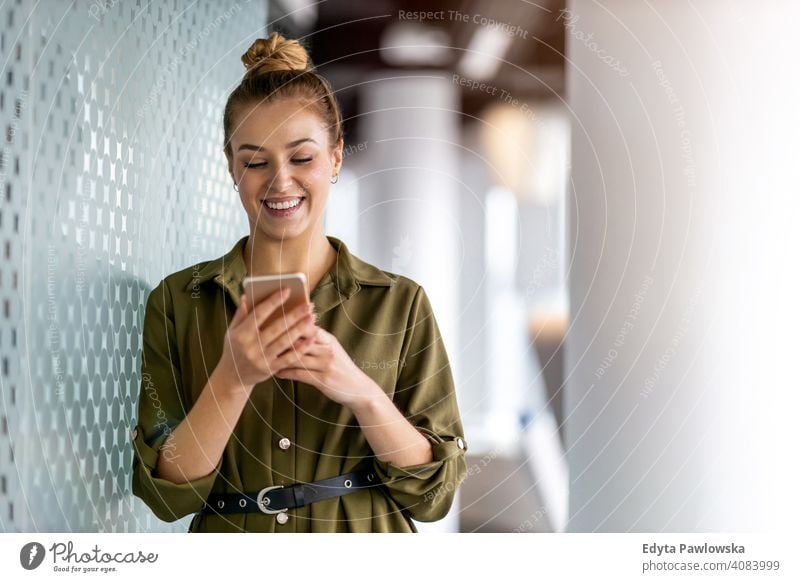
[268,163,293,192]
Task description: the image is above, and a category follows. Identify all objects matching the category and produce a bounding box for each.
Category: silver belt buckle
[256,485,288,514]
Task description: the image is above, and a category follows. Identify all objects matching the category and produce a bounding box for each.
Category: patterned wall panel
[0,0,265,532]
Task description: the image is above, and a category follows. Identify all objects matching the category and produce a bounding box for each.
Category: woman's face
[226,97,342,242]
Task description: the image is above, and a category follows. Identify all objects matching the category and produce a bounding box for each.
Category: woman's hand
[215,288,319,390]
[274,327,384,410]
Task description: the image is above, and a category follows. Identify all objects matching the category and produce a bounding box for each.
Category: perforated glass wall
[0,0,265,532]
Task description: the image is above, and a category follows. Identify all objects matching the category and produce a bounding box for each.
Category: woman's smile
[260,195,306,218]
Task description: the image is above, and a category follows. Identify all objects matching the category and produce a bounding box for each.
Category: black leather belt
[200,459,380,516]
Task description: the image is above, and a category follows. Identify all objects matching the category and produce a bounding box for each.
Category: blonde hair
[223,32,344,158]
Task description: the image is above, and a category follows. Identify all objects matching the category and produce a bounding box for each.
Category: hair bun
[241,32,310,78]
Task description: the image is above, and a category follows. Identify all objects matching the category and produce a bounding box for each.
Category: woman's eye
[244,158,312,168]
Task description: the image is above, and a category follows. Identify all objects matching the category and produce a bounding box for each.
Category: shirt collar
[184,234,395,314]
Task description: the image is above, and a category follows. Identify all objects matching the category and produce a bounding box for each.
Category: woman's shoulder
[151,260,216,295]
[344,247,426,302]
[153,236,250,301]
[335,236,424,297]
[346,255,436,323]
[142,258,222,318]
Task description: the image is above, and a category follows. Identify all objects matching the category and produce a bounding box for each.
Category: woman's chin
[254,220,307,241]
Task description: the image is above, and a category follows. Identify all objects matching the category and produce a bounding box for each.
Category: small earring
[233,184,239,192]
[330,174,339,184]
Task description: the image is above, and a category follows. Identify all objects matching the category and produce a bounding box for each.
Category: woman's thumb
[233,293,248,323]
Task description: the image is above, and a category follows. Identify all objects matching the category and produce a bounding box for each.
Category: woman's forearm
[153,364,254,484]
[351,382,434,468]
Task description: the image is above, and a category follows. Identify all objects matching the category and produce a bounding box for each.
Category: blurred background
[1,0,798,533]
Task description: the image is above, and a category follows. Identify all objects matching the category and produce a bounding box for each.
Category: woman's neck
[243,230,337,295]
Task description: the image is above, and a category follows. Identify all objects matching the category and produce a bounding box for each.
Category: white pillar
[359,73,462,532]
[455,122,490,440]
[565,0,800,531]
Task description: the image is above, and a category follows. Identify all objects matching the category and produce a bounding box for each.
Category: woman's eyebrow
[237,137,317,152]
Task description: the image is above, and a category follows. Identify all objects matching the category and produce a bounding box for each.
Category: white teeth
[264,197,303,210]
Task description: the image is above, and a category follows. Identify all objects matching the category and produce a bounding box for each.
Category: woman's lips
[261,196,305,218]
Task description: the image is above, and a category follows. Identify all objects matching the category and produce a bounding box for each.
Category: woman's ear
[225,150,236,183]
[331,138,344,175]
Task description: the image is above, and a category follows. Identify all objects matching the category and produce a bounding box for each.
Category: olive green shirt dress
[131,234,469,532]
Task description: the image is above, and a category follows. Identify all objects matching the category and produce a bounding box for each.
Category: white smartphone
[241,273,310,329]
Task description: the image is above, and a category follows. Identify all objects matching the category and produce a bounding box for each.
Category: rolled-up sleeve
[372,285,468,523]
[131,279,222,523]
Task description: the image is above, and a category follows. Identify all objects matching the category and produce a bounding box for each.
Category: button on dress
[131,235,468,532]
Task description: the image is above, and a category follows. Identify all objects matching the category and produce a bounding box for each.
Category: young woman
[131,32,468,533]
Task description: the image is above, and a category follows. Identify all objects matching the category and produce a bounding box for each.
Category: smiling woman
[228,100,338,248]
[131,31,468,533]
